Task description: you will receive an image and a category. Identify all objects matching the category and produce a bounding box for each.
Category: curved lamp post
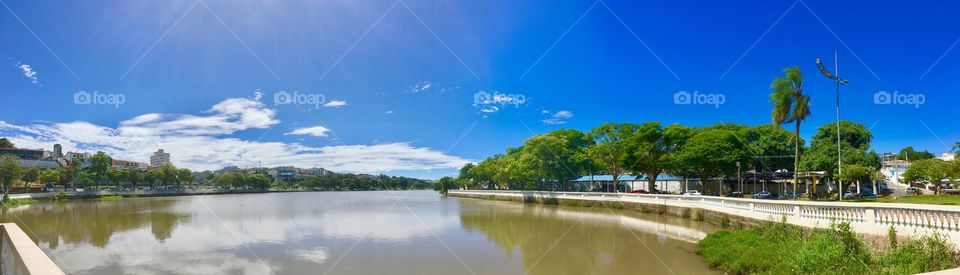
[817,52,849,201]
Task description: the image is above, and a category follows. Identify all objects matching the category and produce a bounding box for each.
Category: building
[53,144,62,158]
[112,159,148,170]
[939,152,956,161]
[150,149,170,167]
[0,148,45,160]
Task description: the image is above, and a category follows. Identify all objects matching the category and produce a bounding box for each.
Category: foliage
[800,121,881,179]
[434,176,456,194]
[52,190,69,202]
[0,138,13,149]
[770,65,810,198]
[902,159,959,192]
[588,123,640,188]
[0,155,24,202]
[699,221,959,275]
[677,129,750,194]
[899,146,936,161]
[98,195,123,201]
[1,198,38,206]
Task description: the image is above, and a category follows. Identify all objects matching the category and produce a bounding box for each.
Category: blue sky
[1,0,958,178]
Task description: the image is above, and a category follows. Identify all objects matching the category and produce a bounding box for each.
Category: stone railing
[1,223,64,275]
[448,190,960,245]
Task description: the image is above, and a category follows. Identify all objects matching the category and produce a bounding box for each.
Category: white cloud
[16,62,39,85]
[384,111,394,114]
[284,126,330,137]
[322,100,347,108]
[0,95,469,173]
[542,110,573,125]
[405,81,432,93]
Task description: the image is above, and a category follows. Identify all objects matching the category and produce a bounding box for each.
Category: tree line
[209,172,432,191]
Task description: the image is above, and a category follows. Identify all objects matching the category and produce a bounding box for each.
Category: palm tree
[770,66,810,199]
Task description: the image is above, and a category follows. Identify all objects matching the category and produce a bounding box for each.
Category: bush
[680,208,692,218]
[693,210,704,221]
[699,221,958,274]
[1,198,38,206]
[52,190,69,202]
[98,195,123,201]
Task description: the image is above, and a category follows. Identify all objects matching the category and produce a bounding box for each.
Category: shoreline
[7,188,432,202]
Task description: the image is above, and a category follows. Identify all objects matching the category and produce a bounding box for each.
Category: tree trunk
[647,169,659,192]
[794,120,800,200]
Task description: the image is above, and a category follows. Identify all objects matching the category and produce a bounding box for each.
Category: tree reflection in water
[0,198,190,249]
[458,200,719,275]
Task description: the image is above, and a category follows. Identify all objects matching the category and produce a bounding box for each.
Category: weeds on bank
[98,195,123,201]
[1,198,38,206]
[699,221,960,275]
[52,190,69,202]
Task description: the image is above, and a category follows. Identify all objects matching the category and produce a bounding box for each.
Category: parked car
[683,190,701,196]
[725,191,744,198]
[752,191,772,199]
[630,190,649,194]
[655,190,672,195]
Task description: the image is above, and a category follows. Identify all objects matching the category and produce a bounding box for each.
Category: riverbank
[449,190,960,274]
[700,221,959,274]
[7,188,434,202]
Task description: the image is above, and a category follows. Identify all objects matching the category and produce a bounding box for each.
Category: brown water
[0,191,719,274]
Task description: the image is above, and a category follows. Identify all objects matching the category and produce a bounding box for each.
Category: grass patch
[868,195,960,205]
[486,195,497,201]
[594,201,624,209]
[1,198,38,206]
[699,221,960,274]
[52,190,69,202]
[98,195,123,201]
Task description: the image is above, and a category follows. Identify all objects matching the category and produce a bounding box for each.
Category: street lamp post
[737,161,741,195]
[817,52,849,201]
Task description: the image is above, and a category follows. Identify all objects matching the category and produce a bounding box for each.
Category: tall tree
[627,123,691,192]
[0,155,24,202]
[677,129,749,195]
[770,66,810,199]
[587,123,640,192]
[89,151,111,190]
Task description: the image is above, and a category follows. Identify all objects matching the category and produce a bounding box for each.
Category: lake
[1,191,719,274]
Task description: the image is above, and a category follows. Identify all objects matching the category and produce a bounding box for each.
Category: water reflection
[458,199,720,275]
[1,198,190,249]
[0,191,718,274]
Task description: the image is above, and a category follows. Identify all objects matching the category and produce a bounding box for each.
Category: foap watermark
[273,91,326,109]
[874,91,925,108]
[673,90,725,108]
[473,91,526,108]
[74,91,125,108]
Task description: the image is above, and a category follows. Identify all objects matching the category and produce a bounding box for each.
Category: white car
[683,190,701,196]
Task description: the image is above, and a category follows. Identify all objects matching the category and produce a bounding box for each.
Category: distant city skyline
[2,1,958,178]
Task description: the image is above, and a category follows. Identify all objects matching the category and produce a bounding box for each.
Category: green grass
[1,198,38,206]
[847,195,960,205]
[699,221,959,274]
[98,195,123,201]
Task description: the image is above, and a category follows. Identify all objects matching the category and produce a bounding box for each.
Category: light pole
[737,161,743,196]
[817,52,849,201]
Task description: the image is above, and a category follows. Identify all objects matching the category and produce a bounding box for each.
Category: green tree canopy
[677,129,750,194]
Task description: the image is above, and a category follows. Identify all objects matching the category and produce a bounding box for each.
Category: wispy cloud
[384,111,395,114]
[542,110,573,125]
[405,81,432,93]
[284,126,330,137]
[322,100,347,108]
[0,94,468,173]
[15,62,39,85]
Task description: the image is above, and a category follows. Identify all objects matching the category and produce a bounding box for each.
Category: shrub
[699,221,959,274]
[680,208,692,218]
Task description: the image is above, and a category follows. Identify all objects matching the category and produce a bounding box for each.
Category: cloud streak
[284,126,330,137]
[16,62,40,85]
[542,110,573,125]
[0,95,468,173]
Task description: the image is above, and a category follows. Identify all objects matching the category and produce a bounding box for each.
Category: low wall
[449,190,960,246]
[0,223,63,275]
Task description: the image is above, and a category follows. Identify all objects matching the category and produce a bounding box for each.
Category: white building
[939,152,956,161]
[150,149,170,167]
